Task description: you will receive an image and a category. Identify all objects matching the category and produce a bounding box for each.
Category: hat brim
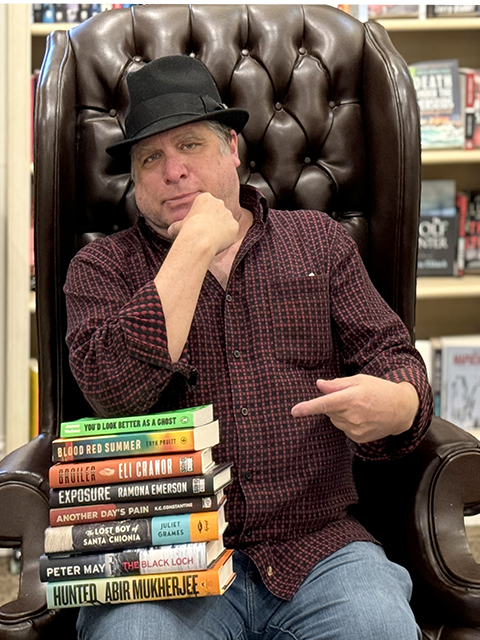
[106,108,249,166]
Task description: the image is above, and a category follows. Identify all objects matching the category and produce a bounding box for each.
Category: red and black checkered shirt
[64,185,433,600]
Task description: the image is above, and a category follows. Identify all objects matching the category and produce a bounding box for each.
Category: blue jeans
[76,542,421,640]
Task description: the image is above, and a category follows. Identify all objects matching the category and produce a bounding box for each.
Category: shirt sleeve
[64,239,197,417]
[328,223,433,460]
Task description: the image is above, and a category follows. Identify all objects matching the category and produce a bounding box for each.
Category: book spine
[44,512,223,553]
[432,340,443,417]
[46,550,233,608]
[49,494,224,526]
[49,472,222,507]
[52,424,218,462]
[60,405,212,438]
[48,450,210,488]
[40,544,210,581]
[456,192,469,276]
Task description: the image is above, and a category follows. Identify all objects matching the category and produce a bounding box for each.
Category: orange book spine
[49,450,210,488]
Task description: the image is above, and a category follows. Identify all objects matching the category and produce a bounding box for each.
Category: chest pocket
[267,275,333,367]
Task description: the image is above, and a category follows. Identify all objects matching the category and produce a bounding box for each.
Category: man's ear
[229,130,241,168]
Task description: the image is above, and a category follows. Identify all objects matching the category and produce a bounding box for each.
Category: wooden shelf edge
[422,149,480,165]
[376,17,480,31]
[31,22,77,36]
[417,275,480,299]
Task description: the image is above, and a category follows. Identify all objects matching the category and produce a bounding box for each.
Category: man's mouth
[164,191,200,207]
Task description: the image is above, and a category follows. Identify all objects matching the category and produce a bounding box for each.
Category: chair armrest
[0,434,63,639]
[354,417,480,628]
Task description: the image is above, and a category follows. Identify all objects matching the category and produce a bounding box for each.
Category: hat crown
[126,56,222,113]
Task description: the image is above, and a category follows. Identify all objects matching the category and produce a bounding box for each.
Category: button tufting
[249,160,256,169]
[109,109,117,117]
[304,157,311,165]
[241,48,249,56]
[189,52,196,58]
[133,55,142,63]
[299,47,306,55]
[329,100,336,109]
[275,102,282,111]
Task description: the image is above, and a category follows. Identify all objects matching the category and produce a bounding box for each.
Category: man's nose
[163,154,188,183]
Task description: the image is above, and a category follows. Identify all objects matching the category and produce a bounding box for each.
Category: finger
[316,376,358,394]
[291,396,329,418]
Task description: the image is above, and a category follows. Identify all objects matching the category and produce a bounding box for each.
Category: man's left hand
[291,375,420,443]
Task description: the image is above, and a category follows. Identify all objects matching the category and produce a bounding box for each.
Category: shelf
[422,149,480,165]
[417,275,480,299]
[31,22,76,36]
[377,17,480,31]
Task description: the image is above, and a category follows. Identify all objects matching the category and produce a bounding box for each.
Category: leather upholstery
[1,5,480,639]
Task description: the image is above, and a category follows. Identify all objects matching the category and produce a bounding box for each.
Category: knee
[345,590,420,640]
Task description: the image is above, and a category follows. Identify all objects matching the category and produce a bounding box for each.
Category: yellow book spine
[46,550,234,608]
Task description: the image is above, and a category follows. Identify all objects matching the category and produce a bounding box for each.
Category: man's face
[132,122,241,237]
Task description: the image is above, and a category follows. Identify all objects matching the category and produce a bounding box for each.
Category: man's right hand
[167,192,240,256]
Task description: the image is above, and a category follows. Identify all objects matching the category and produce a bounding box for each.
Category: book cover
[459,68,480,150]
[49,463,233,508]
[368,5,420,19]
[431,335,480,431]
[52,421,219,462]
[44,505,227,554]
[417,180,459,276]
[49,448,214,489]
[40,538,226,582]
[426,5,479,18]
[409,59,464,149]
[60,404,213,438]
[465,191,480,273]
[46,549,235,608]
[49,490,226,527]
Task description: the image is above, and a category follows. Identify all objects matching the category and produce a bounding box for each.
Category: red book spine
[49,450,211,489]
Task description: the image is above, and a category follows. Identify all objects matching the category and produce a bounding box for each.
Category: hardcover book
[409,59,464,149]
[60,404,214,438]
[48,448,214,489]
[44,505,227,554]
[49,490,226,527]
[431,335,480,431]
[459,68,480,150]
[52,421,220,462]
[417,180,459,276]
[46,548,235,608]
[40,537,226,581]
[49,463,233,508]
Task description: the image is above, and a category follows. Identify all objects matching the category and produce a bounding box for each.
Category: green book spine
[60,405,214,438]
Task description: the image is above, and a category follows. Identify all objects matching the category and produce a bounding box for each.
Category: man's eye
[144,153,160,164]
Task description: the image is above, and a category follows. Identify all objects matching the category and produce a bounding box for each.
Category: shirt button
[244,528,252,537]
[233,349,241,358]
[241,407,248,416]
[267,566,274,577]
[226,294,233,302]
[244,470,253,481]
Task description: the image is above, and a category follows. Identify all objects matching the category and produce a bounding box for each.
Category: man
[65,55,432,640]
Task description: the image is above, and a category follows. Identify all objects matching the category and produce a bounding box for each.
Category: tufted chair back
[34,3,421,433]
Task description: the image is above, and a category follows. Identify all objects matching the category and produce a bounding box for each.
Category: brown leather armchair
[1,5,480,639]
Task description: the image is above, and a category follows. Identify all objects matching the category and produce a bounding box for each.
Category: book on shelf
[367,4,421,19]
[459,68,480,151]
[52,421,220,462]
[44,505,228,554]
[49,489,226,527]
[426,5,480,18]
[49,448,215,488]
[40,537,226,582]
[463,190,480,274]
[417,179,459,277]
[49,462,233,508]
[431,334,480,432]
[60,404,214,438]
[29,358,39,440]
[409,59,464,150]
[415,339,434,384]
[46,548,235,608]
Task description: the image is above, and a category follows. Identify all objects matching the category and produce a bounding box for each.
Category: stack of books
[42,404,235,608]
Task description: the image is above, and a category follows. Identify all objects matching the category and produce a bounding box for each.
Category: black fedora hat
[106,55,249,161]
